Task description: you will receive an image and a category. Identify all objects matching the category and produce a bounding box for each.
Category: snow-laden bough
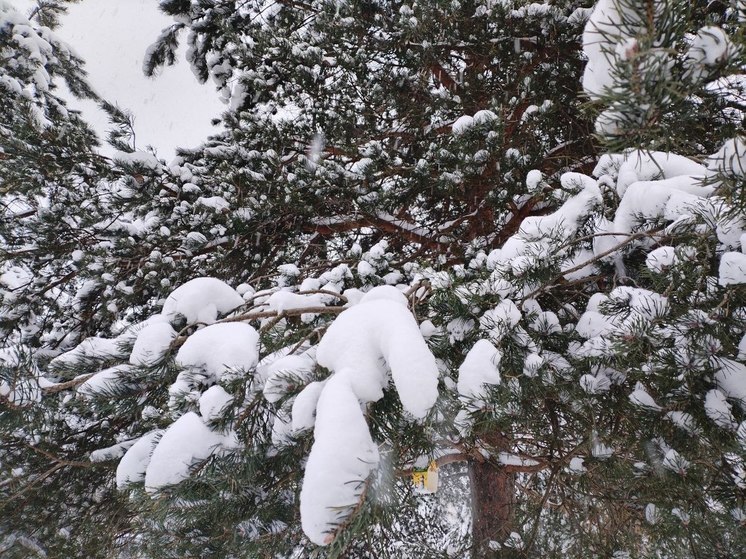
[299,286,439,545]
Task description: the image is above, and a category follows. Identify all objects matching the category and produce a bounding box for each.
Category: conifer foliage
[1,1,745,558]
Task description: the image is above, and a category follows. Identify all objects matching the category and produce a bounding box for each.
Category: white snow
[525,169,542,191]
[144,412,226,492]
[457,339,502,406]
[292,380,326,432]
[113,150,160,170]
[299,285,439,545]
[645,246,675,274]
[594,150,708,198]
[582,0,635,100]
[714,359,746,406]
[568,456,587,474]
[77,365,133,397]
[162,277,244,324]
[498,453,539,467]
[129,321,176,366]
[300,375,379,545]
[580,373,611,394]
[50,336,129,369]
[480,299,522,340]
[262,351,316,404]
[705,389,737,430]
[175,322,259,380]
[662,448,689,475]
[315,288,438,418]
[199,385,234,423]
[266,291,326,313]
[629,382,662,411]
[708,137,746,177]
[116,430,162,488]
[719,252,746,286]
[452,115,474,135]
[665,411,698,434]
[685,26,734,78]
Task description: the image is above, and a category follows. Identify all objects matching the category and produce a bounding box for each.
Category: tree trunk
[470,433,514,558]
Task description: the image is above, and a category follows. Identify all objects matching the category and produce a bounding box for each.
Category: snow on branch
[300,286,440,545]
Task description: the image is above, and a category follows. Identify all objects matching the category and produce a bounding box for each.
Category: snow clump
[299,286,439,545]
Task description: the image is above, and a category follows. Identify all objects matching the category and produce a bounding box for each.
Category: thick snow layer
[144,412,225,491]
[271,408,293,447]
[176,322,259,380]
[359,284,408,306]
[457,339,502,406]
[593,175,711,264]
[575,309,615,339]
[116,430,162,488]
[526,169,543,191]
[594,150,708,197]
[486,174,602,288]
[199,385,234,423]
[582,0,634,100]
[576,287,668,355]
[90,440,135,463]
[480,299,522,340]
[686,26,734,78]
[316,288,438,418]
[262,352,315,404]
[524,174,601,237]
[113,151,159,170]
[298,286,438,545]
[292,380,326,432]
[129,321,176,366]
[162,277,244,324]
[645,246,675,273]
[708,137,746,177]
[300,375,379,546]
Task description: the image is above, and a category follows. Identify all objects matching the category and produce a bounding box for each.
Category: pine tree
[2,1,746,558]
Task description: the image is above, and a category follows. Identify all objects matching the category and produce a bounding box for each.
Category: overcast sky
[15,0,224,161]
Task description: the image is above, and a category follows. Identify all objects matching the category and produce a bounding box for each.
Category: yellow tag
[412,461,439,494]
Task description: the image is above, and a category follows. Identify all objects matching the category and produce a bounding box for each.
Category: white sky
[14,0,224,161]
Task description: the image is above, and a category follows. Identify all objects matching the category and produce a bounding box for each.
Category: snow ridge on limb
[301,286,439,545]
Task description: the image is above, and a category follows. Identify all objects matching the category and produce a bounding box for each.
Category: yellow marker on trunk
[412,461,439,494]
